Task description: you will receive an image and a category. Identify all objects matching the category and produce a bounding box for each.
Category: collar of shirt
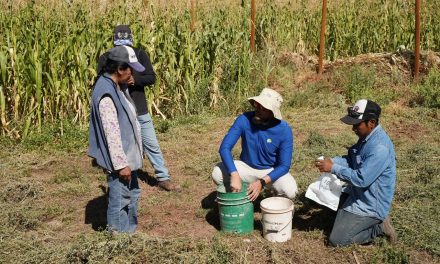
[362,124,382,143]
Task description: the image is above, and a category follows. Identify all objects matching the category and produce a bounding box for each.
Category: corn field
[0,0,439,138]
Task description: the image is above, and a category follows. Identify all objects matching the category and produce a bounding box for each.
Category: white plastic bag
[305,157,343,211]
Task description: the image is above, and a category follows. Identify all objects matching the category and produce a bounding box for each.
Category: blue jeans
[329,209,383,246]
[107,171,141,233]
[137,113,170,181]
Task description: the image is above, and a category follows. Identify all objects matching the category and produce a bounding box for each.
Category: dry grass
[0,1,439,261]
[1,54,439,263]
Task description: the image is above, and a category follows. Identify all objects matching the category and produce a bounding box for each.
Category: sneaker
[381,216,397,244]
[157,180,182,192]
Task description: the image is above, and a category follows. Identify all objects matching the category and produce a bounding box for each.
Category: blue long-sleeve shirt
[219,112,294,182]
[331,124,396,220]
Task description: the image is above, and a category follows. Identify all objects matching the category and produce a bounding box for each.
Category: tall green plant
[0,0,439,138]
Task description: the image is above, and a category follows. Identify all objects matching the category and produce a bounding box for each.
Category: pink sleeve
[99,97,128,170]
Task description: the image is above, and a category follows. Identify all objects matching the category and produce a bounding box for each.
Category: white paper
[306,157,343,211]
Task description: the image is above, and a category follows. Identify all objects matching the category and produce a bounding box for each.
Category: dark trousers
[328,194,384,246]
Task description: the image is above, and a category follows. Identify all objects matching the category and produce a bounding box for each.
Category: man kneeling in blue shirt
[212,88,298,201]
[316,99,397,246]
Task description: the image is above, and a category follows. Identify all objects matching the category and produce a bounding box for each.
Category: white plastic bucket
[260,197,294,242]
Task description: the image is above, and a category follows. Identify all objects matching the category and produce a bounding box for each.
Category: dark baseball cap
[340,99,381,125]
[107,45,145,72]
[113,25,132,41]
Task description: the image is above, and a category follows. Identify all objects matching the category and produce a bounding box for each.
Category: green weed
[414,68,440,108]
[21,121,88,151]
[207,236,237,264]
[302,131,337,158]
[53,167,83,184]
[2,0,440,138]
[7,207,41,231]
[371,245,410,264]
[1,182,41,203]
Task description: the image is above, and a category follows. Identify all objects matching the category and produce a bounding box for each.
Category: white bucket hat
[248,88,283,120]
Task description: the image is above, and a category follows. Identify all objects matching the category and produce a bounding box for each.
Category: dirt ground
[2,52,440,263]
[9,108,436,263]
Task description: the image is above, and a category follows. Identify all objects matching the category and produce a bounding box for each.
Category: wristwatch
[259,178,266,187]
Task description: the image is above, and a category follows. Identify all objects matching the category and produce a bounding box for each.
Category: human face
[117,67,133,85]
[352,120,375,139]
[253,101,274,121]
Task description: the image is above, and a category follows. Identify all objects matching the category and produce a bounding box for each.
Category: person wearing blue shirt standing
[316,99,397,246]
[212,88,298,201]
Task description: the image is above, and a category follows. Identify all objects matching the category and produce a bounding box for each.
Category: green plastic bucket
[216,182,254,234]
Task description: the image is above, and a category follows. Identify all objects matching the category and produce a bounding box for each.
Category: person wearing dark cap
[97,25,181,192]
[315,99,397,246]
[89,45,145,233]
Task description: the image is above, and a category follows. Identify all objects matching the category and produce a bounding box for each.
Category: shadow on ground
[137,169,158,186]
[85,185,108,231]
[292,192,346,238]
[202,191,221,230]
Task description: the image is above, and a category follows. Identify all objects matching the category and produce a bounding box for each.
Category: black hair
[102,58,131,74]
[92,57,131,88]
[362,112,379,125]
[363,118,380,126]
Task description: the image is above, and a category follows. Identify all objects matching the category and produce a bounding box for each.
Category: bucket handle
[261,217,292,232]
[216,196,250,202]
[217,200,251,206]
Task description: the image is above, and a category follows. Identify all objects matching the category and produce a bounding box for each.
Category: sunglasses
[347,106,363,118]
[115,32,132,40]
[347,106,378,120]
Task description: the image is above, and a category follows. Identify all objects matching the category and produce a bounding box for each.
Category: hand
[315,158,333,173]
[127,76,135,86]
[119,166,132,181]
[230,171,242,192]
[247,180,263,201]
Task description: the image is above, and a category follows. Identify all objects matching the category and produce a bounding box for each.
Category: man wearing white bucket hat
[212,88,298,201]
[315,99,397,246]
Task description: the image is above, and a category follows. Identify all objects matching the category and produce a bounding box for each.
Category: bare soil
[9,110,436,263]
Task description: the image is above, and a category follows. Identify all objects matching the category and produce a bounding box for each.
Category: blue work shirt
[331,125,396,220]
[219,112,294,182]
